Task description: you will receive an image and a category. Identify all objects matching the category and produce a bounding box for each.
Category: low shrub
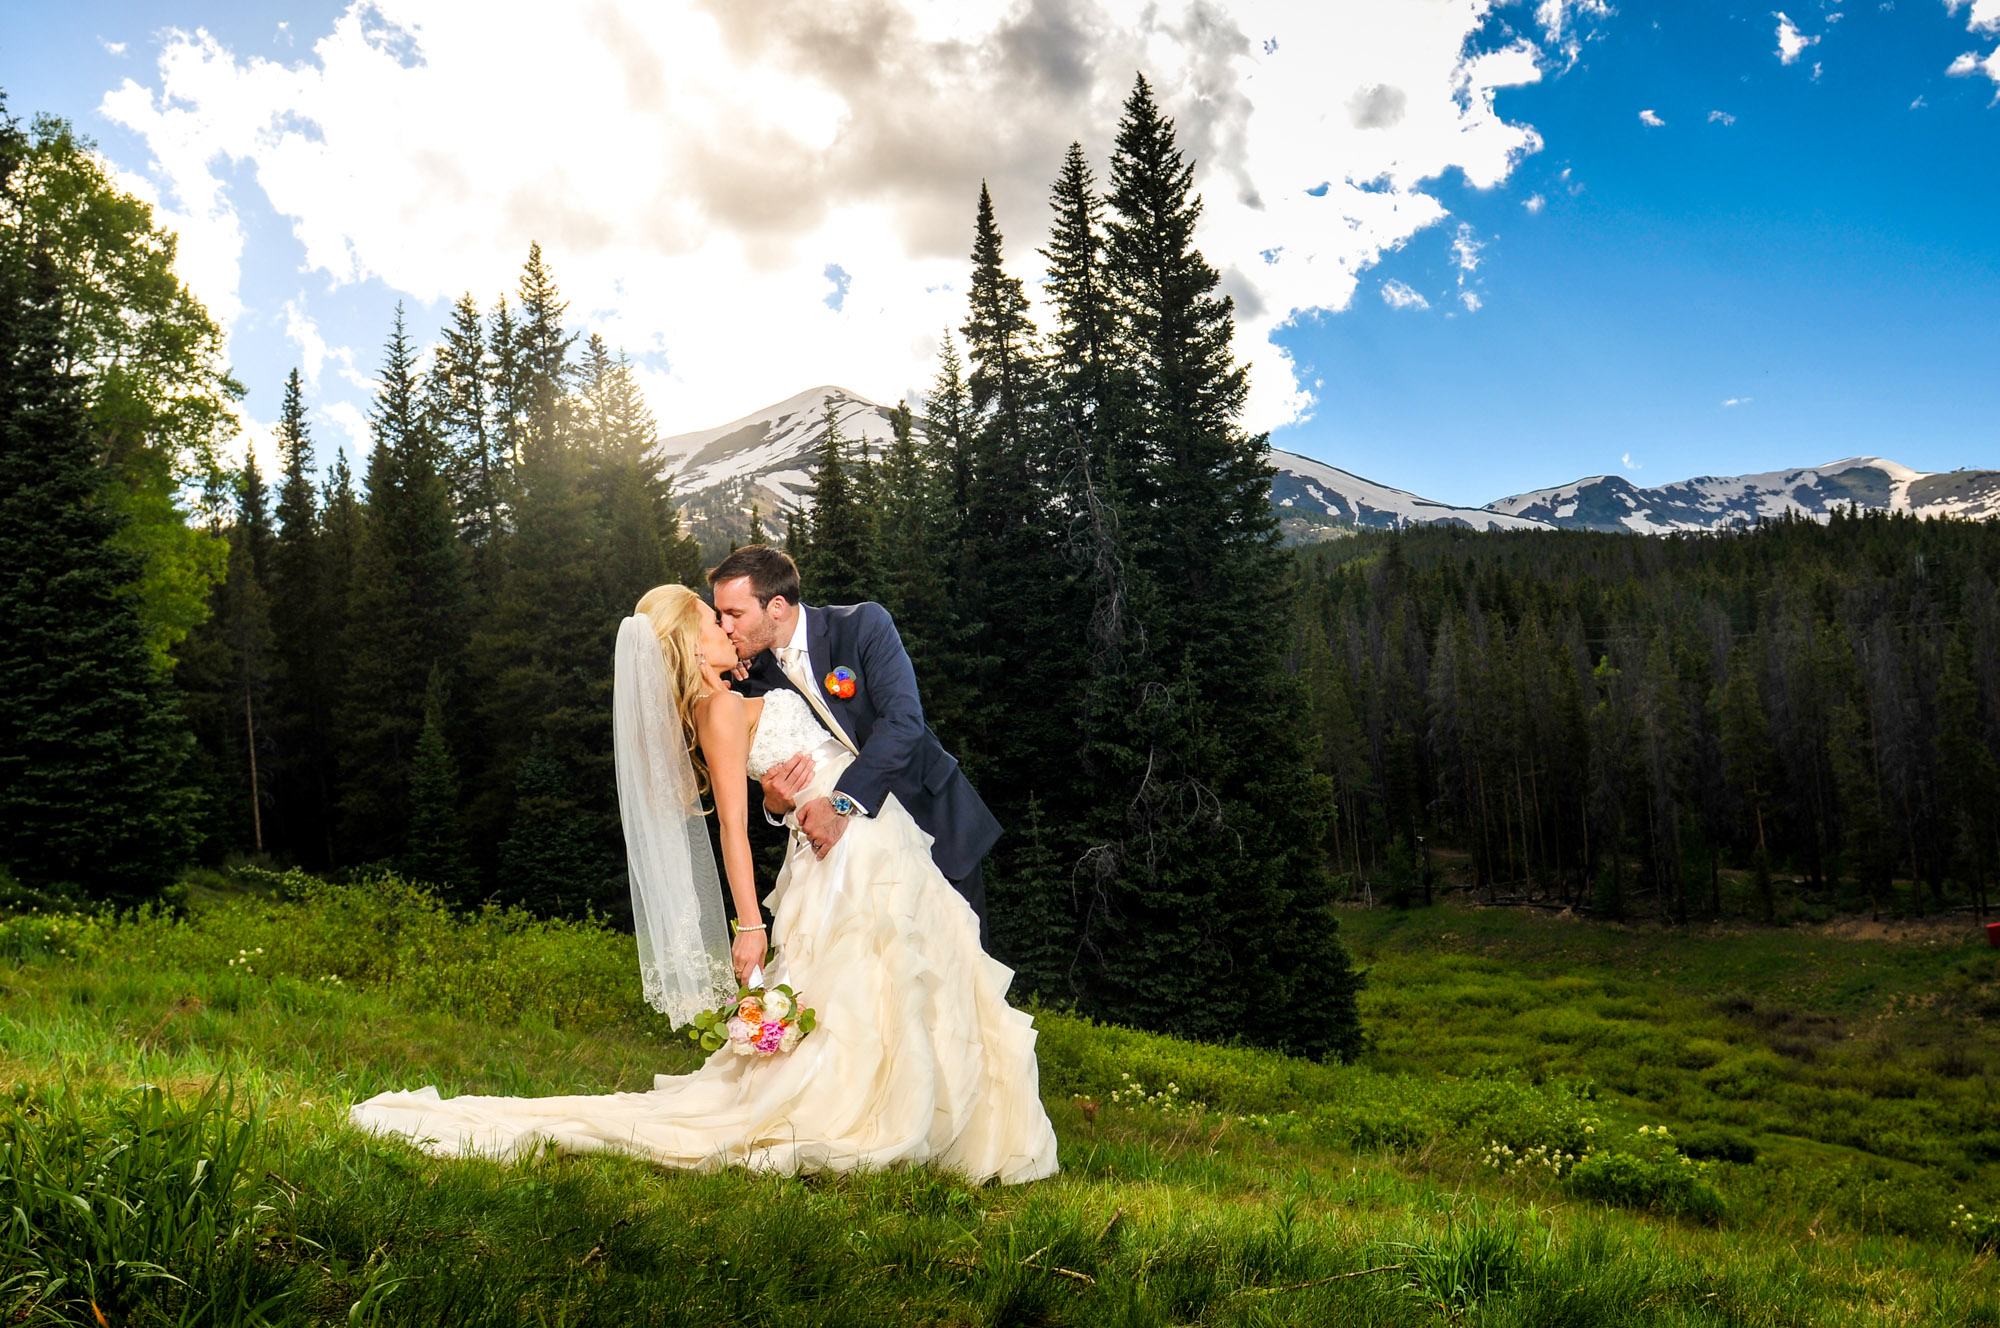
[1566,1126,1725,1224]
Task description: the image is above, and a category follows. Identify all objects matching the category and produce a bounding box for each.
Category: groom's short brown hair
[707,544,801,608]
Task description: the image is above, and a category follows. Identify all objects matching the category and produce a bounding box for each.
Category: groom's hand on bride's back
[760,752,814,816]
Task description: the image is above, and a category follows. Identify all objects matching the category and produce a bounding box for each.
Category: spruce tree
[268,367,331,864]
[221,454,276,854]
[1072,76,1362,1060]
[1717,639,1777,920]
[0,209,196,900]
[799,401,874,603]
[404,666,473,900]
[429,292,505,578]
[1041,141,1113,453]
[514,242,577,457]
[337,306,468,861]
[311,450,361,862]
[875,400,967,737]
[498,735,614,918]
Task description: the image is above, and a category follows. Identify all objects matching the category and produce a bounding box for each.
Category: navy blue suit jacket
[743,602,1001,881]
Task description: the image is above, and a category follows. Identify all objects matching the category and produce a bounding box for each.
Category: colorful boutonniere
[824,666,857,699]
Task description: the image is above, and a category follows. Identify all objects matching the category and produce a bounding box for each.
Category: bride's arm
[696,693,766,978]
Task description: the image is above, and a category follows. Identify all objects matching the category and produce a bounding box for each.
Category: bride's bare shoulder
[692,688,755,739]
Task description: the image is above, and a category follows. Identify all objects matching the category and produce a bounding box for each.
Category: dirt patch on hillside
[1811,914,1993,945]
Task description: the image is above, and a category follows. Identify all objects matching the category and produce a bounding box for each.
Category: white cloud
[1523,192,1546,212]
[1774,12,1820,63]
[1911,93,1928,107]
[1722,396,1752,406]
[1380,279,1430,310]
[1450,223,1483,277]
[100,0,1584,436]
[1946,0,2000,33]
[1707,109,1736,124]
[1535,0,1614,70]
[1948,46,2000,95]
[1638,108,1665,126]
[101,39,128,56]
[1622,451,1642,471]
[283,296,364,391]
[320,401,371,459]
[1459,290,1482,312]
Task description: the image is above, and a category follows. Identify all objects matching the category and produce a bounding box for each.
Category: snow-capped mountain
[658,386,1559,546]
[1485,458,2000,532]
[656,387,2000,549]
[656,385,899,516]
[1269,450,1549,535]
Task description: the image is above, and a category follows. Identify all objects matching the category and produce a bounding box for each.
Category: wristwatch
[829,792,859,817]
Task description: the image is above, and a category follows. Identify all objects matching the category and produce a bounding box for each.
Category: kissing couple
[351,545,1059,1186]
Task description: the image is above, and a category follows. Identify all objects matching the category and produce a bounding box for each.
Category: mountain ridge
[652,386,2000,548]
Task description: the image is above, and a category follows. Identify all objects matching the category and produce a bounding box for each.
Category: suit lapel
[799,606,859,751]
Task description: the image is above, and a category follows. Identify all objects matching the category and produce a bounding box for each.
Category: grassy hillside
[2,873,1996,1326]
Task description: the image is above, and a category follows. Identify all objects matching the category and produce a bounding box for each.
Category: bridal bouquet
[687,984,817,1057]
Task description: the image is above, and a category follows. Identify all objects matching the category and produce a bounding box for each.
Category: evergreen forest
[5,68,1997,1087]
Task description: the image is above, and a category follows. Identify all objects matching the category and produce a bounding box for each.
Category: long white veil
[612,614,736,1025]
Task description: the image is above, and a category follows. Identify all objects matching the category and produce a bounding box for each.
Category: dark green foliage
[0,1083,293,1325]
[1058,77,1358,1060]
[1566,1149,1726,1224]
[0,161,196,900]
[498,737,615,918]
[798,400,876,604]
[1296,514,2000,922]
[403,668,473,901]
[336,307,468,862]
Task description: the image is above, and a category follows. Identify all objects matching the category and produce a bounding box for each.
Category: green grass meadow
[2,872,1997,1326]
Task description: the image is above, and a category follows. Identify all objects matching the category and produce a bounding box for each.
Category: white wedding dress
[349,689,1059,1185]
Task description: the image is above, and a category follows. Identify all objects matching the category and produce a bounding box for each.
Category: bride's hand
[731,928,766,986]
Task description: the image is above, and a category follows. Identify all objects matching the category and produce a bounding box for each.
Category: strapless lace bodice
[747,688,837,779]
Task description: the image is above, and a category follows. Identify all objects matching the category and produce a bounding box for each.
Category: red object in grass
[1988,921,2000,948]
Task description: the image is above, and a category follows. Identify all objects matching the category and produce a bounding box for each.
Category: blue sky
[2,0,1996,507]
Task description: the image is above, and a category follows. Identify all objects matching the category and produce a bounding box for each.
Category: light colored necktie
[781,644,855,753]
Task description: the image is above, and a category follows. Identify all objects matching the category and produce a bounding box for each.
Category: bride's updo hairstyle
[634,584,715,792]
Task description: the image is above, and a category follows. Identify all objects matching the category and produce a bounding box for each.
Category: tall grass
[2,874,1997,1324]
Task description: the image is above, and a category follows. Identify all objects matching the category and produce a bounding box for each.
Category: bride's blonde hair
[634,584,715,794]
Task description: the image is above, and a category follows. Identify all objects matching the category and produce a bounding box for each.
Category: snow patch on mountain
[653,385,897,513]
[1271,450,1550,533]
[1484,456,1998,533]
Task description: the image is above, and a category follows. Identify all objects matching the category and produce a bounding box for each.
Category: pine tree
[875,400,966,736]
[514,242,577,459]
[1936,634,1997,916]
[799,401,874,603]
[498,736,613,917]
[404,666,473,900]
[488,295,527,471]
[310,449,360,863]
[1717,639,1777,920]
[1070,76,1363,1060]
[221,453,276,854]
[0,201,196,900]
[337,306,468,861]
[1041,141,1113,452]
[429,292,506,577]
[267,368,333,864]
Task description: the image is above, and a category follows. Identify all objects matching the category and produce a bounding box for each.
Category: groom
[707,545,1001,944]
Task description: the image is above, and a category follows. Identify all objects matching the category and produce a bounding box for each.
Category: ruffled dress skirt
[348,747,1059,1185]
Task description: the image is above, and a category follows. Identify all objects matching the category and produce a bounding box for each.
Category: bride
[349,584,1059,1185]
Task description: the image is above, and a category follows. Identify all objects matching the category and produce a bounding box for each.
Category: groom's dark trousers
[740,601,1001,947]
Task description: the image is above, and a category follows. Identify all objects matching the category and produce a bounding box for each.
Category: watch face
[831,794,854,815]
